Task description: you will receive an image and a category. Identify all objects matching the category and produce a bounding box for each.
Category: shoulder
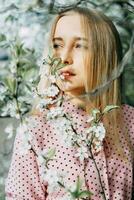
[28,113,45,129]
[20,113,51,153]
[121,103,134,114]
[121,104,134,124]
[26,112,51,140]
[121,104,134,147]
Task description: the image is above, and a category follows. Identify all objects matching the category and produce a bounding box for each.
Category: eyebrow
[52,37,88,42]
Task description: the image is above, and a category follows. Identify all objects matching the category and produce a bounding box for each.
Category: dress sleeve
[105,104,134,200]
[122,104,134,148]
[122,104,134,199]
[5,115,46,200]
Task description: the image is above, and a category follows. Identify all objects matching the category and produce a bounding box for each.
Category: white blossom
[53,117,75,146]
[37,148,55,165]
[54,117,72,130]
[38,154,46,165]
[43,169,62,193]
[87,115,94,123]
[49,75,56,83]
[37,148,56,182]
[67,182,77,193]
[42,85,59,97]
[19,139,32,155]
[39,65,50,77]
[47,107,64,120]
[62,130,74,147]
[0,84,7,100]
[58,193,73,200]
[45,169,59,184]
[4,124,14,139]
[1,101,20,119]
[93,140,102,153]
[24,116,39,129]
[37,149,47,167]
[16,123,27,135]
[73,133,87,145]
[87,122,106,141]
[86,122,106,153]
[17,123,32,155]
[36,98,54,111]
[75,146,88,162]
[92,108,100,118]
[59,74,65,80]
[94,123,106,141]
[38,165,47,181]
[47,85,59,97]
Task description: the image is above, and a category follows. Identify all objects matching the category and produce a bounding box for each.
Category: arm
[122,104,134,148]
[122,104,134,200]
[5,115,47,200]
[106,104,134,200]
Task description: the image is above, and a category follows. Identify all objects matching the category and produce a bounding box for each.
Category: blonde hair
[32,7,132,159]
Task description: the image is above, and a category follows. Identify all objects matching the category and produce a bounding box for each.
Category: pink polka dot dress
[5,100,134,200]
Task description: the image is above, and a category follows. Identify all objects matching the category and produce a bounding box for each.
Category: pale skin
[52,13,89,107]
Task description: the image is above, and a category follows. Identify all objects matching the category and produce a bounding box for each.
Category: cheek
[77,64,85,77]
[74,53,85,64]
[52,51,58,58]
[52,48,63,58]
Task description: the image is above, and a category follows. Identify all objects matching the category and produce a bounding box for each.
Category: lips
[60,70,75,77]
[60,70,75,80]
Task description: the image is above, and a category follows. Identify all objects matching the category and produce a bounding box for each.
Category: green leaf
[78,190,93,198]
[0,34,6,42]
[91,108,100,119]
[23,68,37,80]
[103,105,119,114]
[70,176,83,198]
[46,148,56,159]
[4,77,17,94]
[76,176,82,192]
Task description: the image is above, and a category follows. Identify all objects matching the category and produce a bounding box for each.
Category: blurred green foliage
[0,0,133,199]
[0,38,39,117]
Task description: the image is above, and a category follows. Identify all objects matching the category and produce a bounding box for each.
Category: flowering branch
[16,55,120,200]
[32,55,120,199]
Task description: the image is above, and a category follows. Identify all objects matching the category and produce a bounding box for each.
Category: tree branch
[98,0,134,9]
[0,3,19,14]
[49,0,55,13]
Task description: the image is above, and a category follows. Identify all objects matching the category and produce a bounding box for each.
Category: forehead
[54,14,85,39]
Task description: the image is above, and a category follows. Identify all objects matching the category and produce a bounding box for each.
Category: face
[52,14,89,97]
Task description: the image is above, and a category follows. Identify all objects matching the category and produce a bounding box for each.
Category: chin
[56,80,85,94]
[56,81,72,91]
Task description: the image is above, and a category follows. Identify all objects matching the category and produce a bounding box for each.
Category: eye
[75,44,88,49]
[53,44,59,49]
[75,44,82,48]
[53,43,62,49]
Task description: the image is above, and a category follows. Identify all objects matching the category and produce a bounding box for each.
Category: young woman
[5,7,134,200]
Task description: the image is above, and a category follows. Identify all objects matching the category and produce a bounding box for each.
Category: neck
[65,92,87,110]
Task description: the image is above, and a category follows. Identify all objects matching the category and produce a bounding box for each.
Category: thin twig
[98,0,134,10]
[89,147,107,200]
[0,3,19,14]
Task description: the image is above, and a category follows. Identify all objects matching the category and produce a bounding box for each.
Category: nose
[60,48,73,65]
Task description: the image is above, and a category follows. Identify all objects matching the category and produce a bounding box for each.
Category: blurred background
[0,0,134,199]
